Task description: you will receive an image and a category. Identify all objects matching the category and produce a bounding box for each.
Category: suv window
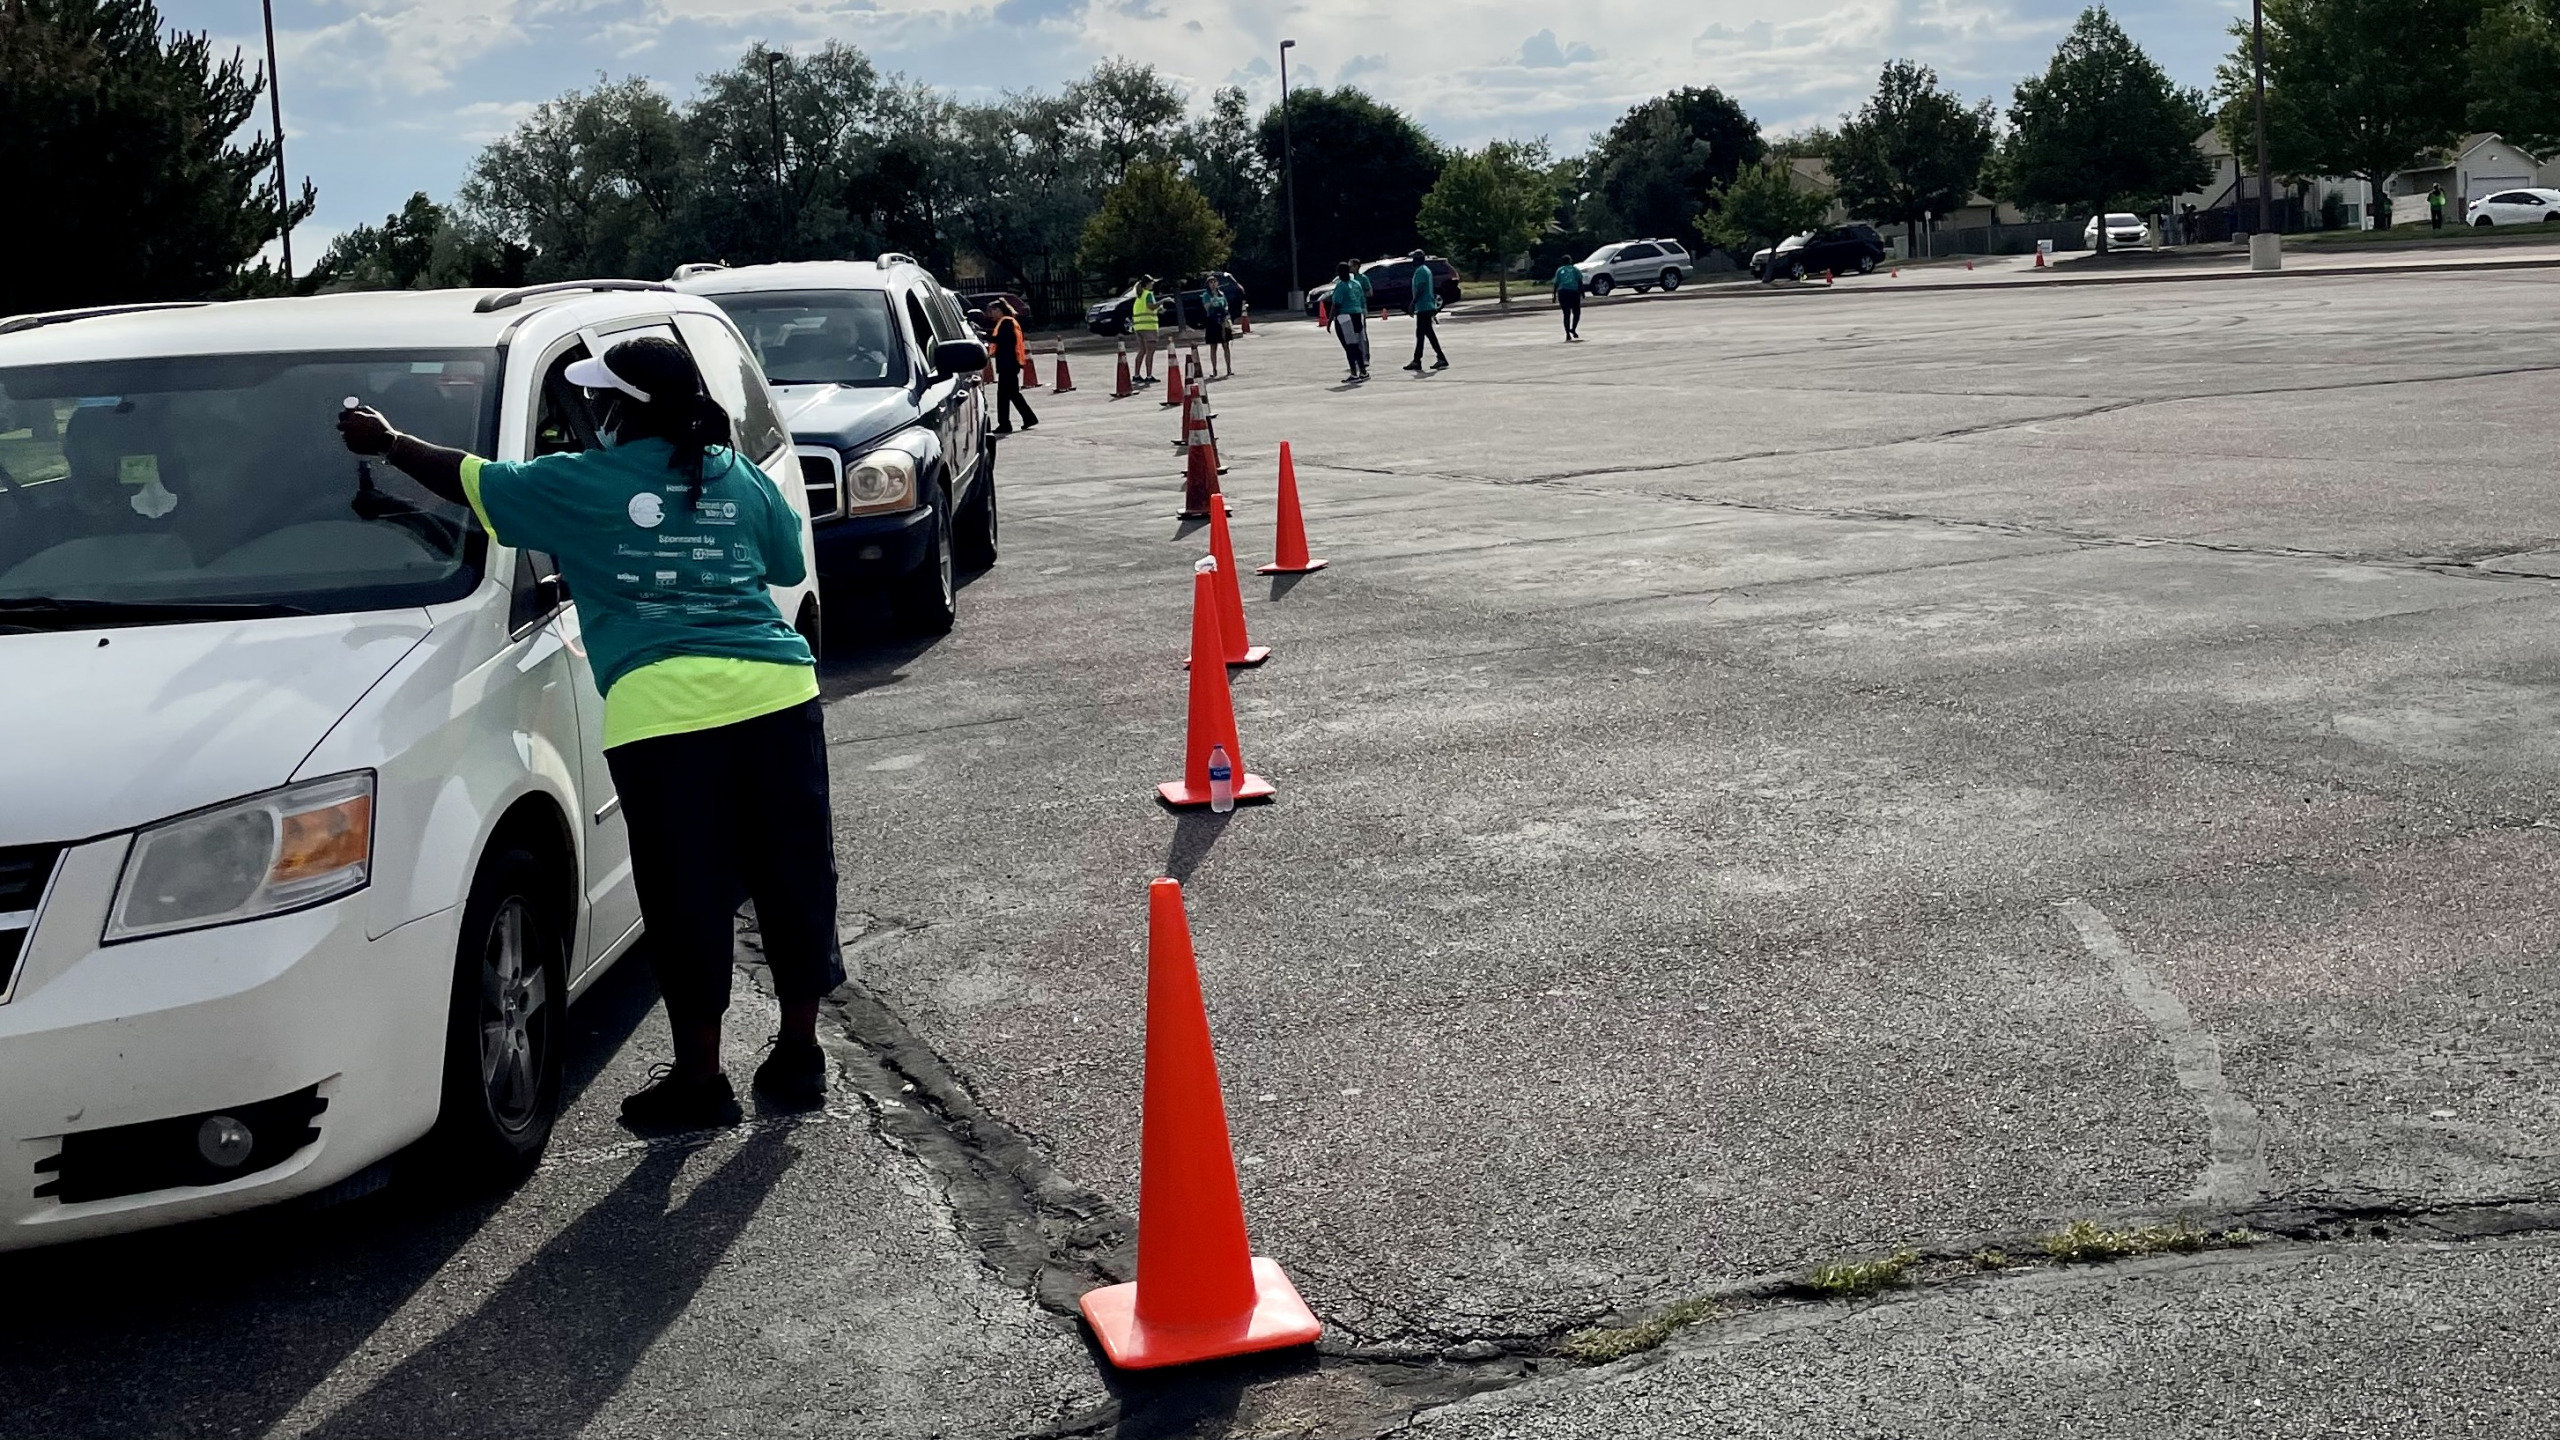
[674,312,787,463]
[1616,243,1660,261]
[1657,241,1688,256]
[703,289,911,390]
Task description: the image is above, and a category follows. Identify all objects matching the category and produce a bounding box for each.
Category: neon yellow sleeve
[457,455,501,540]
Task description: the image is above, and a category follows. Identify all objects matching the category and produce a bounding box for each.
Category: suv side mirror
[932,338,988,376]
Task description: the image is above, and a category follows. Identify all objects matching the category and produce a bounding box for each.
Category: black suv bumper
[815,505,934,580]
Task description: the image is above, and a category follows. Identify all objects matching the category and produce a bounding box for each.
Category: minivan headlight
[845,448,917,513]
[105,772,375,942]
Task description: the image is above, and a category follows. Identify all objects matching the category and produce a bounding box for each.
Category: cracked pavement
[10,264,2560,1436]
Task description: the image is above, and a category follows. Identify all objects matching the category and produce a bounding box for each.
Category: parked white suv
[1577,239,1695,296]
[0,282,820,1249]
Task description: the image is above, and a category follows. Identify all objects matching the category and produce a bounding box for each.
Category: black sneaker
[1431,358,1449,370]
[1401,360,1422,371]
[753,1037,828,1111]
[992,425,1013,435]
[1021,418,1039,430]
[620,1066,742,1131]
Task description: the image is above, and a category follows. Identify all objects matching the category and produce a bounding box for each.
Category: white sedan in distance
[2467,188,2560,225]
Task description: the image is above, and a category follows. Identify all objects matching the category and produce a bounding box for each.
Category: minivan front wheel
[428,844,565,1187]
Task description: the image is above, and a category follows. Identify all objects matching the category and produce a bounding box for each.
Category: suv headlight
[845,448,918,514]
[105,772,375,942]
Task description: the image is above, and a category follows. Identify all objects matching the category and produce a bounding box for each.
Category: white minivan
[0,283,821,1249]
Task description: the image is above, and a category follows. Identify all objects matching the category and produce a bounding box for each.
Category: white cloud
[1516,29,1597,68]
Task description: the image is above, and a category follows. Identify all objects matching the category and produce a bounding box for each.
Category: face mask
[595,394,628,448]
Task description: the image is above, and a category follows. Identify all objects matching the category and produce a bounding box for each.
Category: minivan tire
[895,487,957,635]
[1588,274,1614,297]
[1660,269,1682,291]
[427,844,566,1189]
[956,451,998,571]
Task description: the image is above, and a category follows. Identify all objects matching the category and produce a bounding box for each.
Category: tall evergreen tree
[0,0,314,315]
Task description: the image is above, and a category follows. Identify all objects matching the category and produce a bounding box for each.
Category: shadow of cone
[1257,441,1327,575]
[1079,878,1319,1370]
[1187,502,1269,668]
[1158,560,1272,808]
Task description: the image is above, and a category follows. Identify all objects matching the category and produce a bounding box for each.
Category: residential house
[1784,156,2024,255]
[2390,133,2555,222]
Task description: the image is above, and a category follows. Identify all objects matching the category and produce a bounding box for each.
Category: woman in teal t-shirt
[339,336,839,1132]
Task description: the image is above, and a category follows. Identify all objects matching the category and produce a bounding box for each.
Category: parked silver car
[1576,239,1694,296]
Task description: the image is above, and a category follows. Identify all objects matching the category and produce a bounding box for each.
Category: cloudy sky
[170,0,2247,256]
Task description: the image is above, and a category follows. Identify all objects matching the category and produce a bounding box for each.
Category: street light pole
[2251,0,2272,236]
[1280,40,1301,311]
[260,0,292,279]
[762,49,786,243]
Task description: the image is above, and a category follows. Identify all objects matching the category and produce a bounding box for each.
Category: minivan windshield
[707,289,910,389]
[0,350,494,615]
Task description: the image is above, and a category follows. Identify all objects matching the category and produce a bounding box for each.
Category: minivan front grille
[0,842,64,1003]
[796,447,845,520]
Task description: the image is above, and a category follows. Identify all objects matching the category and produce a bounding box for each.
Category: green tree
[0,0,315,316]
[1583,86,1763,245]
[2469,0,2560,157]
[459,76,693,281]
[2006,7,2212,251]
[1066,57,1185,187]
[1078,159,1231,283]
[313,192,445,290]
[1830,61,1996,255]
[1765,125,1840,160]
[688,42,891,266]
[1703,159,1833,275]
[1417,139,1556,303]
[2219,0,2484,229]
[1255,87,1443,279]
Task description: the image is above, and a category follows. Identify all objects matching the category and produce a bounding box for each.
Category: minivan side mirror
[932,338,989,376]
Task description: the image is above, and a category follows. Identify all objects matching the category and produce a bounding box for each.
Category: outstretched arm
[337,404,468,507]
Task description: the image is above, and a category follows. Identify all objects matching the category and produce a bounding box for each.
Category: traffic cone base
[1257,556,1327,575]
[1258,440,1327,574]
[1183,645,1269,670]
[1080,1257,1320,1369]
[1155,771,1276,808]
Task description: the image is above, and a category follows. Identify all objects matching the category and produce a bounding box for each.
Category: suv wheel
[427,844,565,1188]
[1857,255,1878,274]
[1659,269,1682,291]
[1588,274,1614,297]
[895,486,957,635]
[1788,259,1807,281]
[956,449,998,570]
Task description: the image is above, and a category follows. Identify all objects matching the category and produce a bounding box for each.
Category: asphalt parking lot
[11,262,2560,1437]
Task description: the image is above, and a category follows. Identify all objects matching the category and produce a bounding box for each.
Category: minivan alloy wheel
[479,897,549,1132]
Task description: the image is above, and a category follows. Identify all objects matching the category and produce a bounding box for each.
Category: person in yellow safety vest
[988,299,1038,434]
[1130,274,1161,384]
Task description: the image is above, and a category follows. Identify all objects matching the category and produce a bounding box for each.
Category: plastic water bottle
[1207,744,1235,813]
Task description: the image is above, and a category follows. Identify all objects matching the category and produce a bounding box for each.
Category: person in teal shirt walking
[1401,249,1448,372]
[1551,260,1584,341]
[339,335,841,1131]
[1327,259,1370,382]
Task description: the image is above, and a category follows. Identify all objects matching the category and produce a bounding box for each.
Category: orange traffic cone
[1178,386,1226,519]
[1114,341,1132,399]
[1966,259,1976,271]
[1891,267,1899,278]
[1053,344,1076,394]
[1239,307,1252,335]
[1155,562,1275,809]
[2033,250,2046,268]
[1188,501,1268,668]
[1186,345,1203,383]
[1079,877,1314,1369]
[1825,269,1835,286]
[1163,366,1183,408]
[1316,299,1328,328]
[1024,349,1041,388]
[1258,442,1327,575]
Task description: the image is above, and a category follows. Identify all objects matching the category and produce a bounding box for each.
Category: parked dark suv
[676,257,995,635]
[1751,225,1888,281]
[1304,256,1461,316]
[1085,275,1247,335]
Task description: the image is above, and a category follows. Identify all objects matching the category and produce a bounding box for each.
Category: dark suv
[1085,276,1247,335]
[1751,225,1888,281]
[1304,256,1461,316]
[675,257,995,635]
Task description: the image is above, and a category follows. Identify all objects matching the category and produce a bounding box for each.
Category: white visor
[563,354,650,402]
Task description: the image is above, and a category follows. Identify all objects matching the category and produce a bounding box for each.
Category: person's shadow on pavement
[303,1128,798,1440]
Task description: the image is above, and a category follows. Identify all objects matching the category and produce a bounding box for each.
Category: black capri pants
[605,697,844,1026]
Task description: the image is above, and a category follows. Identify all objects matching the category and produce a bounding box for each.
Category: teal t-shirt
[1411,265,1438,313]
[1329,276,1367,315]
[461,437,812,698]
[1553,264,1583,291]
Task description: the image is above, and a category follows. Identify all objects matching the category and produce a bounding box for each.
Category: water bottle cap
[342,395,360,410]
[1195,556,1217,575]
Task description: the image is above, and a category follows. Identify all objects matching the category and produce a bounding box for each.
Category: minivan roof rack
[472,279,673,314]
[875,252,918,268]
[0,301,211,336]
[669,262,729,280]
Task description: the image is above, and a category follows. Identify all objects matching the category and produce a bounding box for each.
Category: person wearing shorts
[1327,260,1369,382]
[1201,277,1234,379]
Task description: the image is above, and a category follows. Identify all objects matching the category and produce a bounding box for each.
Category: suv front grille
[0,842,64,1002]
[796,448,845,520]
